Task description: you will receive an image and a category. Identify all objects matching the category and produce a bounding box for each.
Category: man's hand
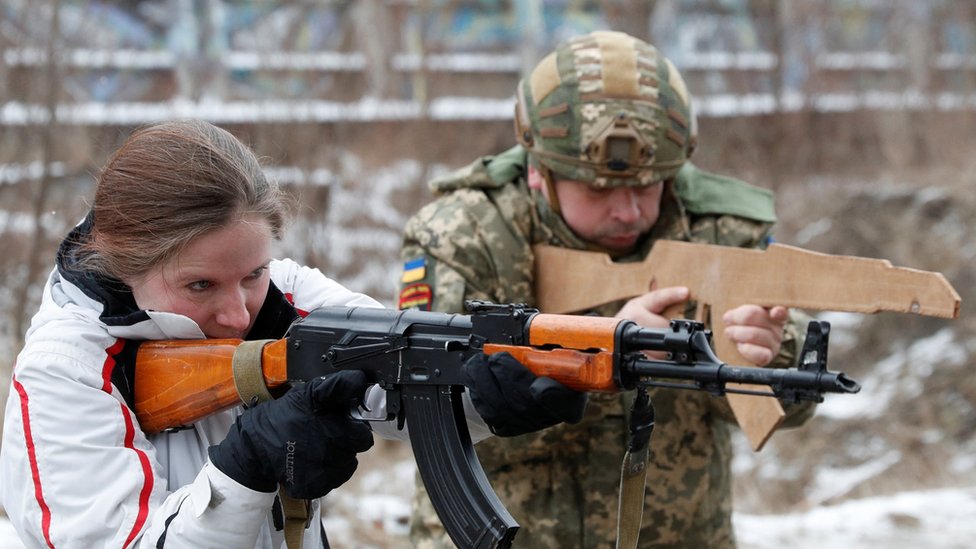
[616,287,787,367]
[722,305,789,366]
[614,286,690,328]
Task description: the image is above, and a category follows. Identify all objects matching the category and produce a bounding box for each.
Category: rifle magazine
[403,384,519,549]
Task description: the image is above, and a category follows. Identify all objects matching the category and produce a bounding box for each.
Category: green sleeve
[673,162,777,224]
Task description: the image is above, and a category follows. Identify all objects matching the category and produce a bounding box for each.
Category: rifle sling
[617,389,654,549]
[617,449,649,549]
[232,339,311,548]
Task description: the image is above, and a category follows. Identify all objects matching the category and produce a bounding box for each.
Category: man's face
[530,165,664,253]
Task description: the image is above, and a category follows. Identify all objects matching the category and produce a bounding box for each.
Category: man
[398,30,814,548]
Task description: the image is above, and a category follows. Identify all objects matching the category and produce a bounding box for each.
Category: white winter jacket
[1,221,401,548]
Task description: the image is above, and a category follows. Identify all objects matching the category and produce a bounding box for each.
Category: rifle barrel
[628,360,861,398]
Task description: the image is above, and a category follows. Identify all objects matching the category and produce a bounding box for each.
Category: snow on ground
[735,486,976,549]
[3,485,976,548]
[334,483,976,548]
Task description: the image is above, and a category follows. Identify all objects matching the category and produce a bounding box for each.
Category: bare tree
[12,0,62,351]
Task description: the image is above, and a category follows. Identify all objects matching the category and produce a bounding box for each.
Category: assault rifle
[134,301,860,549]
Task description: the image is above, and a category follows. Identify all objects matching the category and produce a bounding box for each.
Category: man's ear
[526,164,545,192]
[527,161,560,213]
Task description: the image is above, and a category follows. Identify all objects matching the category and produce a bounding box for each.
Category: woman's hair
[76,119,289,282]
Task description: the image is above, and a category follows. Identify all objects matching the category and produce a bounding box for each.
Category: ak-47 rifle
[133,301,860,549]
[534,240,961,450]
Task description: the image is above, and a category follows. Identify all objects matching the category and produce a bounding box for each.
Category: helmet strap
[538,163,562,216]
[527,158,563,216]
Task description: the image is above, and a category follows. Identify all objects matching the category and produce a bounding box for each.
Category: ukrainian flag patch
[399,283,432,310]
[401,257,427,283]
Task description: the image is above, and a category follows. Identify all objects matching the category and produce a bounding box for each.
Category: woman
[0,120,585,548]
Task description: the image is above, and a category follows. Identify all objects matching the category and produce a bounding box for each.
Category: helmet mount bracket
[585,112,654,173]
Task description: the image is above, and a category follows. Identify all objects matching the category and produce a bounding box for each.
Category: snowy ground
[735,487,976,549]
[4,484,974,548]
[317,453,976,549]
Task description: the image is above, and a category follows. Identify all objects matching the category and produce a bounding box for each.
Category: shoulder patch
[398,283,432,311]
[672,162,777,223]
[401,257,427,284]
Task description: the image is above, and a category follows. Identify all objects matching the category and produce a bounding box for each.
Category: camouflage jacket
[399,146,814,548]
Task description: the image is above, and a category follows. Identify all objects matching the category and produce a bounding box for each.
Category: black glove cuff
[209,432,277,493]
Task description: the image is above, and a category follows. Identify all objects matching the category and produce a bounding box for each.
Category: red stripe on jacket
[101,339,154,548]
[12,374,56,549]
[284,292,310,317]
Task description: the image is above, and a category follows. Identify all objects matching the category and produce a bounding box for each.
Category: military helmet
[515,30,697,188]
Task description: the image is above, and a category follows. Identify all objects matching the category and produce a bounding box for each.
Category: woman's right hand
[209,370,374,499]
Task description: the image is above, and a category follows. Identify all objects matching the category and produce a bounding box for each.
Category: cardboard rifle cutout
[533,240,961,450]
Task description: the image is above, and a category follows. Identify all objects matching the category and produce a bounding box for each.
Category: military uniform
[398,146,815,548]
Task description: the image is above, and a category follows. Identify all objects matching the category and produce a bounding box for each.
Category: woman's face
[128,215,273,339]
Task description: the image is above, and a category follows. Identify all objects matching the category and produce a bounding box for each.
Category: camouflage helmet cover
[515,30,697,188]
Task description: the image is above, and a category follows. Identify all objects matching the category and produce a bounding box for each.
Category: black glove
[461,351,588,437]
[209,370,374,499]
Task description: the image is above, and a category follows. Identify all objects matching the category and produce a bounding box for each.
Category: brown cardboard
[533,240,962,450]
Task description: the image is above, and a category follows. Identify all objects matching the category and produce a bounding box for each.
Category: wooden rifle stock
[133,338,289,434]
